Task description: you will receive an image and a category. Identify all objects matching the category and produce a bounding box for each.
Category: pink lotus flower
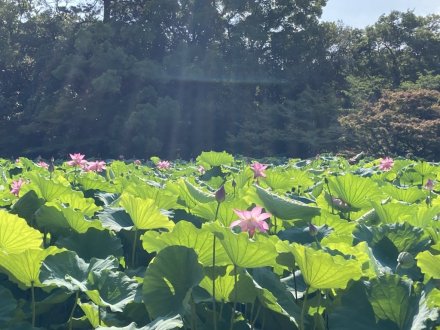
[425,179,434,191]
[10,179,25,196]
[157,160,171,170]
[251,162,268,178]
[379,157,394,171]
[85,160,106,172]
[134,159,141,165]
[197,165,206,175]
[67,153,87,167]
[37,161,49,169]
[230,206,271,237]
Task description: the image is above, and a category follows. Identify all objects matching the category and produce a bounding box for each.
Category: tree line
[0,0,439,160]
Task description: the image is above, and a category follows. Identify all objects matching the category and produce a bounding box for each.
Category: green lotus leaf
[399,170,423,186]
[40,251,90,292]
[58,190,101,216]
[196,151,234,168]
[86,269,139,312]
[143,246,204,319]
[10,190,45,222]
[97,315,183,330]
[98,207,134,232]
[55,228,123,261]
[124,183,178,210]
[59,204,104,233]
[78,301,108,328]
[427,288,440,308]
[328,174,382,210]
[368,275,411,329]
[381,185,427,204]
[324,241,379,278]
[252,268,301,325]
[23,172,71,202]
[416,251,440,279]
[120,193,174,231]
[367,275,439,330]
[0,246,62,287]
[329,281,391,330]
[34,204,71,235]
[199,265,257,303]
[184,180,215,203]
[191,199,250,226]
[380,223,430,253]
[0,285,18,326]
[408,205,440,228]
[262,170,295,192]
[97,315,184,330]
[413,162,437,178]
[40,251,120,293]
[77,172,116,192]
[254,185,320,220]
[286,168,315,190]
[0,210,43,254]
[371,201,415,224]
[312,210,356,237]
[141,221,231,266]
[291,243,362,290]
[208,223,278,268]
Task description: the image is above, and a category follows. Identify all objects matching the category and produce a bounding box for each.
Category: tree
[339,89,440,160]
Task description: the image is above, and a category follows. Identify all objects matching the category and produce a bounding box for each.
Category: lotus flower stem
[229,264,238,330]
[293,271,298,301]
[325,178,334,214]
[131,229,138,268]
[68,291,79,330]
[273,216,277,234]
[313,291,322,330]
[190,295,197,330]
[251,303,262,329]
[31,281,36,328]
[300,286,310,330]
[212,201,221,330]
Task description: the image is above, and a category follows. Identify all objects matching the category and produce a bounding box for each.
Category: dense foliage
[0,1,439,159]
[0,151,439,329]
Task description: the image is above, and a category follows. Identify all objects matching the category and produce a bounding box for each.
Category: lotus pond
[0,151,439,330]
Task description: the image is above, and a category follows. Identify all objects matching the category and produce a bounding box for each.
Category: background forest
[0,0,439,160]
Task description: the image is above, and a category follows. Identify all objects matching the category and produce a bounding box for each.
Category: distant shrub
[339,89,440,160]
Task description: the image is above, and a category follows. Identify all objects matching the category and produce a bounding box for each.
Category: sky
[321,0,440,28]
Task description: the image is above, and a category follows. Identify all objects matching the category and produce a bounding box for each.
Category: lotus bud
[49,157,55,173]
[425,179,434,191]
[397,252,415,269]
[215,185,226,203]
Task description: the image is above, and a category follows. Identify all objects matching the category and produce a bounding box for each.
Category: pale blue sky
[321,0,440,27]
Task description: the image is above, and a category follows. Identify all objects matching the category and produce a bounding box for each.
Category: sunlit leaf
[23,172,71,202]
[254,185,320,220]
[0,210,42,254]
[416,251,440,280]
[120,193,174,231]
[141,221,230,266]
[328,174,382,210]
[291,243,362,289]
[208,223,278,268]
[196,151,234,168]
[199,265,256,303]
[0,246,62,287]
